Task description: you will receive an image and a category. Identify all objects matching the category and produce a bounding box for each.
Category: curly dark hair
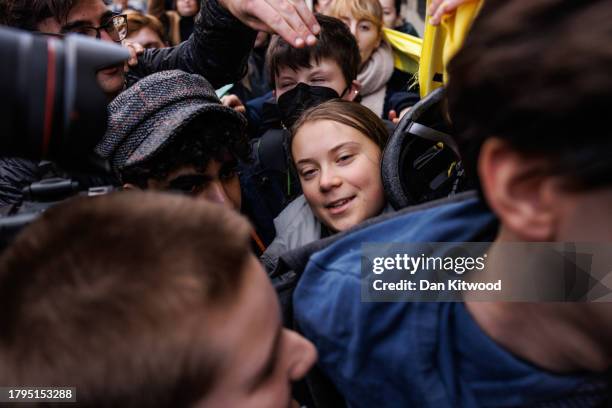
[120,114,251,188]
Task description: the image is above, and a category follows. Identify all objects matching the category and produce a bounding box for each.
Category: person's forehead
[127,27,164,46]
[293,120,370,159]
[203,156,236,173]
[378,0,395,10]
[164,156,235,178]
[278,58,344,77]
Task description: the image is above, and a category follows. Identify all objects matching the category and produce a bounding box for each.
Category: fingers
[288,0,320,43]
[221,0,318,48]
[399,107,411,120]
[428,0,444,17]
[428,0,474,25]
[123,41,145,66]
[262,0,308,47]
[221,94,246,113]
[388,108,411,125]
[257,0,316,47]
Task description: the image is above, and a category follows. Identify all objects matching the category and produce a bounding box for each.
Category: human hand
[388,107,411,125]
[428,0,476,25]
[218,0,320,48]
[221,94,246,114]
[388,109,399,125]
[122,41,145,67]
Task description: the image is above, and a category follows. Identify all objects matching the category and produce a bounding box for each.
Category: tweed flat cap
[96,70,246,174]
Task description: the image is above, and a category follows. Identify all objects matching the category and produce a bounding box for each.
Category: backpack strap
[255,128,288,173]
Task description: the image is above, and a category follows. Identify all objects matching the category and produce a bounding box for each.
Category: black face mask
[277,82,340,129]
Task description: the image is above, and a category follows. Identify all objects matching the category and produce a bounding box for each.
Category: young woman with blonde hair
[261,99,393,270]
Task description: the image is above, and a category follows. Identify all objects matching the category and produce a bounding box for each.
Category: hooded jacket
[293,193,609,407]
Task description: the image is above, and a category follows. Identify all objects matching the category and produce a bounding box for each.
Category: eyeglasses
[63,14,128,43]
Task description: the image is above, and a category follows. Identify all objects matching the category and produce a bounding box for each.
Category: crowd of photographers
[0,0,611,406]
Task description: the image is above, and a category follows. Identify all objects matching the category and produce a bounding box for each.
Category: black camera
[0,26,128,168]
[0,26,128,247]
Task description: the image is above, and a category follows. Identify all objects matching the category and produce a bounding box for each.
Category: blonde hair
[291,99,389,154]
[328,0,384,34]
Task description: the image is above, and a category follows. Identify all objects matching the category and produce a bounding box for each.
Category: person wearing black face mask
[237,14,414,240]
[276,82,345,129]
[243,78,360,227]
[233,16,366,231]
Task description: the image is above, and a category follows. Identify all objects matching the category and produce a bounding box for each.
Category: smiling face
[195,256,317,408]
[292,119,386,232]
[37,0,125,99]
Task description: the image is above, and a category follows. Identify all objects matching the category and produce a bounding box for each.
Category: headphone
[381,87,469,209]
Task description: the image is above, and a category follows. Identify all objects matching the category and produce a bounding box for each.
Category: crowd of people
[0,0,611,406]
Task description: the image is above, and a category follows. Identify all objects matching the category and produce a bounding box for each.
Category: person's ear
[343,80,361,101]
[478,138,558,241]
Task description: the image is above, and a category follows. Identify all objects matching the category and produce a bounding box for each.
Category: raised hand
[218,0,320,47]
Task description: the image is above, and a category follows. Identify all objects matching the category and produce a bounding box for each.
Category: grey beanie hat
[96,70,246,174]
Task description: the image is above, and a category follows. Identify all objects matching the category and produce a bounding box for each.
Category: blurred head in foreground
[447,0,612,243]
[0,191,316,407]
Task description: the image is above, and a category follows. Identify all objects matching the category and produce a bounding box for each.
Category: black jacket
[126,0,256,89]
[0,158,41,208]
[1,0,256,209]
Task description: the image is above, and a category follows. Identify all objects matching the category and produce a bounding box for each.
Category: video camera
[0,26,129,248]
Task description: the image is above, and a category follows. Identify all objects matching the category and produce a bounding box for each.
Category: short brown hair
[291,99,389,157]
[0,191,252,407]
[266,14,361,89]
[3,0,75,30]
[126,12,166,43]
[447,0,612,191]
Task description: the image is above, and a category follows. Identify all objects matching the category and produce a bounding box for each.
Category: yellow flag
[383,27,422,75]
[418,0,483,98]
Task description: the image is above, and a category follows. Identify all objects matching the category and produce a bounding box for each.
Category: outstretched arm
[129,0,318,89]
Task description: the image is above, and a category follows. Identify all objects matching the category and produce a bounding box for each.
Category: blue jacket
[293,194,608,407]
